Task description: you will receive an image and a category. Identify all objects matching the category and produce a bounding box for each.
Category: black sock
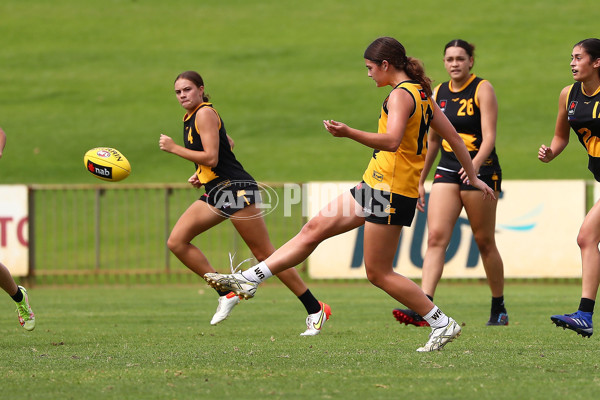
[11,288,23,303]
[298,289,321,314]
[215,288,230,297]
[491,296,506,314]
[426,294,433,302]
[579,298,595,313]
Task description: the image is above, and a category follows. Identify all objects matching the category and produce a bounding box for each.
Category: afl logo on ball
[96,150,111,158]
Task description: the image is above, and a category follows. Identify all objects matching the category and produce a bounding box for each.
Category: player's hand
[227,134,235,150]
[458,167,469,184]
[159,134,176,153]
[459,161,481,184]
[188,173,202,188]
[470,177,496,200]
[323,120,349,137]
[538,144,554,163]
[416,182,427,213]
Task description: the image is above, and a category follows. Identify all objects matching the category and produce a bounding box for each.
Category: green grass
[1,0,599,184]
[1,282,598,399]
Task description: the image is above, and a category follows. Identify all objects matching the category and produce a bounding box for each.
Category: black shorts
[433,168,502,192]
[350,181,417,226]
[201,180,260,217]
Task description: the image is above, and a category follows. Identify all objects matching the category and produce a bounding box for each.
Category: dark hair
[364,37,432,96]
[444,39,475,58]
[574,38,600,78]
[174,70,210,102]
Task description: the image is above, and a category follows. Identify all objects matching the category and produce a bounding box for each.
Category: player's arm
[323,88,412,152]
[417,129,441,212]
[0,126,6,158]
[469,80,498,173]
[159,107,220,167]
[539,86,571,163]
[431,102,495,199]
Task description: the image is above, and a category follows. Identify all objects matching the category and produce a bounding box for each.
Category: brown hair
[174,71,210,102]
[364,37,432,96]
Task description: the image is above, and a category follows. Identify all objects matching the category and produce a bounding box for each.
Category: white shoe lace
[228,252,254,275]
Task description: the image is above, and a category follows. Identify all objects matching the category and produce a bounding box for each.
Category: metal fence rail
[28,183,304,285]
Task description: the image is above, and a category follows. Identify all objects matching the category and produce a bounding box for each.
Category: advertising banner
[306,180,584,279]
[0,185,29,276]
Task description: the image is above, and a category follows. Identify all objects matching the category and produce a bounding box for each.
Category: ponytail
[405,57,432,96]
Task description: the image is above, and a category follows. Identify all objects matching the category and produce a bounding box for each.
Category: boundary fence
[26,183,305,285]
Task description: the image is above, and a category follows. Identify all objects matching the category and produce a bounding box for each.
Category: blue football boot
[551,310,593,338]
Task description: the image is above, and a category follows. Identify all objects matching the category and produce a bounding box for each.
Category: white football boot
[416,317,461,352]
[204,272,258,299]
[300,302,332,336]
[210,292,241,325]
[204,253,258,299]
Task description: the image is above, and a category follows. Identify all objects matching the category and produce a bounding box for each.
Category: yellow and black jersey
[567,81,600,182]
[362,80,433,198]
[435,74,501,175]
[183,103,254,190]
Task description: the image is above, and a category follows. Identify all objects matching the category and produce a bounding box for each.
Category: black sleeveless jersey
[435,75,501,174]
[567,81,600,182]
[182,103,255,191]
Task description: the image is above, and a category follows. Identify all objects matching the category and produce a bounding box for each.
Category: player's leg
[551,198,600,337]
[258,190,365,274]
[231,204,331,335]
[462,188,507,325]
[362,222,460,351]
[393,182,461,327]
[205,190,365,296]
[167,200,227,277]
[420,183,463,297]
[0,262,34,330]
[167,200,239,325]
[0,262,19,297]
[363,224,429,311]
[577,199,600,301]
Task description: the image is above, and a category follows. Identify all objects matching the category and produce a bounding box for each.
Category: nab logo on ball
[83,147,131,182]
[87,160,113,180]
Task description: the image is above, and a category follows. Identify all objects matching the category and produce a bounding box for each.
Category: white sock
[423,306,449,328]
[241,261,273,283]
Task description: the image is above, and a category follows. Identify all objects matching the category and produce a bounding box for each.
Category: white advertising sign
[306,180,584,279]
[0,185,29,276]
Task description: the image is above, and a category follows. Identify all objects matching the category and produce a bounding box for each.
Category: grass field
[1,282,598,400]
[1,0,600,184]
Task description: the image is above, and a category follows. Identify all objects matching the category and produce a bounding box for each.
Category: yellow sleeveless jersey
[362,80,434,198]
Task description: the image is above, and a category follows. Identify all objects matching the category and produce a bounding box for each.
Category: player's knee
[427,229,451,248]
[364,267,385,288]
[166,235,183,254]
[472,233,495,254]
[576,229,598,250]
[298,219,327,246]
